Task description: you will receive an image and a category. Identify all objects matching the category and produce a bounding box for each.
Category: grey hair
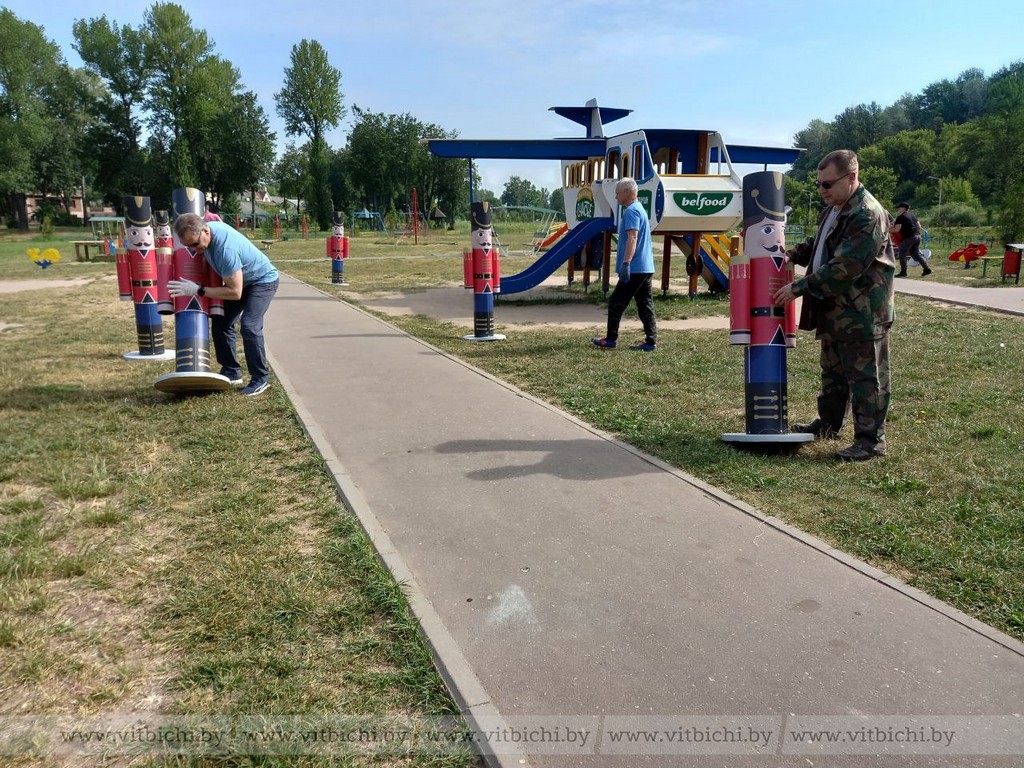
[173,212,206,239]
[616,177,638,194]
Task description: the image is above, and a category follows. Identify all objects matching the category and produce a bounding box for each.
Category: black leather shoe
[791,418,839,439]
[835,440,887,461]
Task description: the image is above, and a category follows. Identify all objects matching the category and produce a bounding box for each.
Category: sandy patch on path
[0,277,95,293]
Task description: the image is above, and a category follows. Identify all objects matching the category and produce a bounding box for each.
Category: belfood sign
[575,188,595,220]
[673,192,734,216]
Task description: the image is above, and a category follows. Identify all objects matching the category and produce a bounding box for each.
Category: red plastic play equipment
[949,242,987,265]
[540,223,568,249]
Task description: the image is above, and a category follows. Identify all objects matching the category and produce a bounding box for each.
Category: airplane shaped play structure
[426,99,801,296]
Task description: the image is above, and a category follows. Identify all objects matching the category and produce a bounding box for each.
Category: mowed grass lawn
[1,226,1022,764]
[0,237,477,766]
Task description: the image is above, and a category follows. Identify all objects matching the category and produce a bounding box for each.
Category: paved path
[894,278,1024,316]
[265,274,1024,767]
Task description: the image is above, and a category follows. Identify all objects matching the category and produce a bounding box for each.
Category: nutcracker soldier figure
[327,212,349,284]
[722,171,812,449]
[462,201,504,341]
[117,195,174,361]
[154,187,233,393]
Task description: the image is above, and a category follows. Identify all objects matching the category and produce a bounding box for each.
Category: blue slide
[499,216,615,295]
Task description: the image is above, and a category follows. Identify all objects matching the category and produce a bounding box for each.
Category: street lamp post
[928,175,942,227]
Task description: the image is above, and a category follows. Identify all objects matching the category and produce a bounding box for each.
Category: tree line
[784,63,1024,241]
[4,3,1022,238]
[0,4,476,232]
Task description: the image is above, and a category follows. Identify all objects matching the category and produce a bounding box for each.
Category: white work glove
[168,278,201,297]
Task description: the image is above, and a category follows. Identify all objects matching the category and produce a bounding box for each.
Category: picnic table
[70,240,110,262]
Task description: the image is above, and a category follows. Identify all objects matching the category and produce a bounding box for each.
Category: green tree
[831,102,888,151]
[345,108,466,218]
[474,187,499,205]
[790,119,833,181]
[985,60,1024,116]
[548,188,566,218]
[0,9,68,227]
[501,176,543,207]
[916,68,989,129]
[275,142,310,217]
[211,91,275,210]
[34,66,96,218]
[144,2,243,194]
[275,40,343,230]
[72,15,150,208]
[783,175,821,228]
[419,122,467,226]
[858,166,897,212]
[327,146,357,219]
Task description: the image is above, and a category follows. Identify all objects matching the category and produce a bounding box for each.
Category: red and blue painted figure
[723,171,809,449]
[328,212,349,284]
[117,196,173,361]
[462,201,504,341]
[154,210,174,314]
[159,187,222,374]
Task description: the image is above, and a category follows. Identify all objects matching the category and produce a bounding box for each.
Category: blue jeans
[212,279,278,382]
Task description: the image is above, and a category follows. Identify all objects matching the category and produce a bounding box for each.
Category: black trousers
[606,272,657,344]
[898,235,926,272]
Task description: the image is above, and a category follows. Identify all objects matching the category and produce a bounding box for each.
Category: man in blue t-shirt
[168,214,280,396]
[592,177,658,351]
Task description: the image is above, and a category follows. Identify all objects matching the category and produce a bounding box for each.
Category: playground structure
[950,241,989,266]
[352,208,387,234]
[427,98,801,297]
[951,241,1024,282]
[70,216,125,262]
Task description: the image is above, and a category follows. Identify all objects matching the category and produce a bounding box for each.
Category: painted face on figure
[471,226,492,252]
[156,222,171,241]
[332,224,344,238]
[744,216,785,255]
[127,224,154,250]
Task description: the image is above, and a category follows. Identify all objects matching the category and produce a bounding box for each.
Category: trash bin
[1002,244,1023,284]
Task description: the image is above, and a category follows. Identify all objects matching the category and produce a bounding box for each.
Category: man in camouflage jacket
[773,149,896,461]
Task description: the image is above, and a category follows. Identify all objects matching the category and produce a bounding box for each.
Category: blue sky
[8,0,1024,196]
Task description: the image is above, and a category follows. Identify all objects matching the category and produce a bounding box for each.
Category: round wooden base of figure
[123,349,176,362]
[721,432,814,453]
[463,333,506,342]
[326,280,349,286]
[154,371,234,394]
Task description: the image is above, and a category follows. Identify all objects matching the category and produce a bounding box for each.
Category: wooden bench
[976,256,1004,278]
[69,240,110,262]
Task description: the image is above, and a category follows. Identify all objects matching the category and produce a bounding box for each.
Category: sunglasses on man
[815,174,850,190]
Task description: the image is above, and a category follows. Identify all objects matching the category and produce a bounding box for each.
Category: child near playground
[592,177,658,352]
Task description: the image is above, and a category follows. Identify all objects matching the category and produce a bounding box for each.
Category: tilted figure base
[123,349,175,362]
[154,371,234,394]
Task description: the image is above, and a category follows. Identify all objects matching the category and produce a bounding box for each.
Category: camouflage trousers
[816,333,891,445]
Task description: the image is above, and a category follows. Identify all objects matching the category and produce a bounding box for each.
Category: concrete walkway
[894,277,1024,316]
[265,274,1024,768]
